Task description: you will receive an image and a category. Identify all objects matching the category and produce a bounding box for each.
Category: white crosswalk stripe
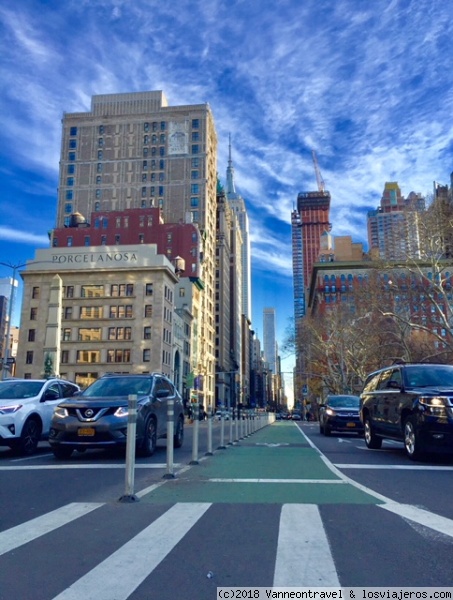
[52,502,211,600]
[0,502,104,556]
[274,504,340,587]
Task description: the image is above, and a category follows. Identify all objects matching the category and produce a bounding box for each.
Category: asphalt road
[1,418,453,599]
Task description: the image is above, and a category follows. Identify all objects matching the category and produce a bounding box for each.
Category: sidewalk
[140,421,381,505]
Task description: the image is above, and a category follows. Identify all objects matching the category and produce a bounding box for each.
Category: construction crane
[311,149,326,192]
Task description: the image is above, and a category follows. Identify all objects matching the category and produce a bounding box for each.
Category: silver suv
[49,373,184,459]
[0,378,80,455]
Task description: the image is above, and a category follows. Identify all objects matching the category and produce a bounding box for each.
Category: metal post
[119,394,138,502]
[190,403,199,464]
[234,407,239,442]
[163,399,175,479]
[206,404,213,455]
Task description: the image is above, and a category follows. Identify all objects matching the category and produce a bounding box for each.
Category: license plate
[346,422,356,427]
[78,427,95,436]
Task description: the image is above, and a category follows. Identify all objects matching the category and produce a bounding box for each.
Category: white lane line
[52,502,211,600]
[298,424,453,538]
[274,504,340,587]
[335,464,453,470]
[208,478,346,484]
[0,502,104,556]
[0,463,180,470]
[381,502,453,538]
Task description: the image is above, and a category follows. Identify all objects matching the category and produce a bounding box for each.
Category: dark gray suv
[360,363,453,460]
[49,373,184,459]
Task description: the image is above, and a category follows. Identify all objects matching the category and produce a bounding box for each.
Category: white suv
[0,378,80,455]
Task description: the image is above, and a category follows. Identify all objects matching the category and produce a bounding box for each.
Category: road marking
[0,502,103,556]
[274,504,340,586]
[52,503,211,600]
[299,424,453,536]
[0,463,180,470]
[208,478,346,484]
[335,464,453,470]
[381,503,453,538]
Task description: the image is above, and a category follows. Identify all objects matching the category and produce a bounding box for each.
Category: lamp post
[0,261,27,380]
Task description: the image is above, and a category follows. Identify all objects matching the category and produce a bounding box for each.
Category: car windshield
[0,381,45,400]
[327,395,360,408]
[81,377,152,398]
[404,366,453,388]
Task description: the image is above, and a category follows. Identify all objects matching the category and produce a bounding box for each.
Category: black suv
[49,373,184,459]
[360,363,453,460]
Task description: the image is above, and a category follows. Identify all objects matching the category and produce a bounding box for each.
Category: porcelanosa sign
[51,251,139,267]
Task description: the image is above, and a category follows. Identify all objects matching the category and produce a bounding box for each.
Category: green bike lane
[140,421,382,505]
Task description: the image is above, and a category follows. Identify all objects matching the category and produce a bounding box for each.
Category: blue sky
[1,0,453,401]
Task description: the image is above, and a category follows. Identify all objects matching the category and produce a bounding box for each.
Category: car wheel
[323,425,331,436]
[319,423,324,434]
[173,416,184,448]
[364,417,382,449]
[404,416,425,461]
[19,418,42,455]
[52,446,74,460]
[139,417,157,457]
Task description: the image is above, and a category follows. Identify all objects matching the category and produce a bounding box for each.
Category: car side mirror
[43,390,60,401]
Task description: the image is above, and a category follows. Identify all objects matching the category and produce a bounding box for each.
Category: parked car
[49,373,184,459]
[291,412,302,421]
[215,410,230,420]
[360,363,453,460]
[0,378,80,455]
[319,395,363,436]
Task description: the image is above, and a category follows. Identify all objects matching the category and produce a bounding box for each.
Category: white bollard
[163,399,175,479]
[190,403,200,464]
[206,404,213,455]
[119,394,138,503]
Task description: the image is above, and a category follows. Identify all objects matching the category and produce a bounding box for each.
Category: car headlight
[325,408,336,416]
[114,406,129,417]
[53,407,69,418]
[419,396,448,416]
[0,404,23,415]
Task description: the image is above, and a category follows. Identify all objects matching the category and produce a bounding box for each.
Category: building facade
[16,245,179,387]
[56,90,218,404]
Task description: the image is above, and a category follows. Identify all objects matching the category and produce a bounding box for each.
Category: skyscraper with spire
[225,136,252,322]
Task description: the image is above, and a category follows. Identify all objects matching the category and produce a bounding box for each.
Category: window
[69,139,77,149]
[191,184,199,194]
[192,119,199,129]
[70,127,78,136]
[68,152,76,161]
[160,121,166,131]
[143,349,151,362]
[81,285,104,298]
[191,145,199,154]
[30,307,37,320]
[77,350,101,364]
[98,138,103,146]
[32,287,40,299]
[26,351,33,365]
[95,202,101,211]
[96,189,101,198]
[97,150,103,160]
[96,175,102,184]
[144,305,152,317]
[67,177,74,186]
[159,186,164,196]
[97,163,103,172]
[78,328,102,341]
[191,158,199,168]
[65,190,73,200]
[80,306,103,319]
[62,328,71,341]
[107,349,131,363]
[143,160,148,170]
[67,164,75,174]
[145,283,153,296]
[115,234,120,244]
[110,284,134,297]
[84,236,90,246]
[192,132,199,141]
[99,125,104,134]
[144,326,151,339]
[143,147,149,157]
[28,329,36,342]
[61,350,69,364]
[144,122,149,132]
[64,307,73,319]
[109,305,133,318]
[191,170,199,179]
[108,327,132,340]
[190,197,199,207]
[101,235,106,245]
